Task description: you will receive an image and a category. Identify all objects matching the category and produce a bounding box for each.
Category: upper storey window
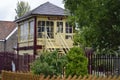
[29,20,34,39]
[57,22,63,33]
[38,21,54,38]
[19,20,34,42]
[20,22,29,41]
[66,22,72,33]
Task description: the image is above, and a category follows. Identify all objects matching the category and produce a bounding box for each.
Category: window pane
[38,27,41,32]
[51,22,53,26]
[46,21,49,26]
[66,22,72,33]
[24,22,28,40]
[20,24,24,41]
[30,21,34,39]
[42,21,45,26]
[38,21,45,38]
[57,22,63,33]
[38,21,41,27]
[42,27,44,32]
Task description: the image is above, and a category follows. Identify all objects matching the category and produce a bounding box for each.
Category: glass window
[38,21,54,38]
[19,20,34,41]
[29,21,34,39]
[47,21,54,38]
[20,22,29,41]
[38,21,45,38]
[24,22,29,40]
[20,24,24,41]
[66,22,72,33]
[57,22,63,33]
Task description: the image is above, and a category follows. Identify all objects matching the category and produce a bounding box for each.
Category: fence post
[85,47,93,74]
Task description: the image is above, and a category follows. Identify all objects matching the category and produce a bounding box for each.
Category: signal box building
[16,2,73,56]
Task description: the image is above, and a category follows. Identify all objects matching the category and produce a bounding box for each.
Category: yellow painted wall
[18,15,73,55]
[19,50,33,55]
[36,15,73,49]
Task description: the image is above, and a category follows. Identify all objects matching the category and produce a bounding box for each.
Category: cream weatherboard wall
[36,16,73,54]
[18,16,73,55]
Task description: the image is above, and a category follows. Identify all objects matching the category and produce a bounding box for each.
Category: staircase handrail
[46,34,56,51]
[58,34,70,53]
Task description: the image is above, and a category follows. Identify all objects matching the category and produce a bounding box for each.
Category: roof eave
[15,14,68,23]
[15,15,35,23]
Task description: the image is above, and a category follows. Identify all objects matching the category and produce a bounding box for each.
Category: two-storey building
[16,2,73,56]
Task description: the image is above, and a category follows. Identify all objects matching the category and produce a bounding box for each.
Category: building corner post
[34,16,37,59]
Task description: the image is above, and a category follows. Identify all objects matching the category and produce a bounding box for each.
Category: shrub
[30,51,67,76]
[65,47,88,76]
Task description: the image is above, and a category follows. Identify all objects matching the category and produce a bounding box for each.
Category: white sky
[0,0,64,21]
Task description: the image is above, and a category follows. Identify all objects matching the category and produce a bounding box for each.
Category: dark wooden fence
[0,52,34,73]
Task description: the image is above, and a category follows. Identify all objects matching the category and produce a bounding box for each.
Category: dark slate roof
[32,2,67,16]
[0,21,16,40]
[16,2,67,22]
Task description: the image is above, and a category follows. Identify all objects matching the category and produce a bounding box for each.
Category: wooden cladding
[17,45,42,50]
[48,17,62,20]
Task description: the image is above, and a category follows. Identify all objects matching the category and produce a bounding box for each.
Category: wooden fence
[2,70,120,80]
[0,52,34,73]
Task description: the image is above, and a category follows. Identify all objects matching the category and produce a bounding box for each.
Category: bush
[30,51,67,76]
[65,47,88,76]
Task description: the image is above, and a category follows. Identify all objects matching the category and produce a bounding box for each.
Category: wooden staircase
[45,34,70,54]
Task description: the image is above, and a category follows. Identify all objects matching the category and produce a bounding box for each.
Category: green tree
[64,0,120,53]
[65,47,88,76]
[30,51,67,76]
[15,1,30,19]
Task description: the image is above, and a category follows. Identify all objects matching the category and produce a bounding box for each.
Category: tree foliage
[30,51,67,76]
[64,0,120,53]
[65,47,88,76]
[15,1,30,19]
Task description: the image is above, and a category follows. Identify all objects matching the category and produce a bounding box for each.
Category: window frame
[37,21,54,38]
[66,22,72,33]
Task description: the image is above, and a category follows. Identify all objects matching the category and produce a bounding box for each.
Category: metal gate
[88,53,120,76]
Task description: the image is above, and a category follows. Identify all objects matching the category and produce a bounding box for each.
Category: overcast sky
[0,0,64,21]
